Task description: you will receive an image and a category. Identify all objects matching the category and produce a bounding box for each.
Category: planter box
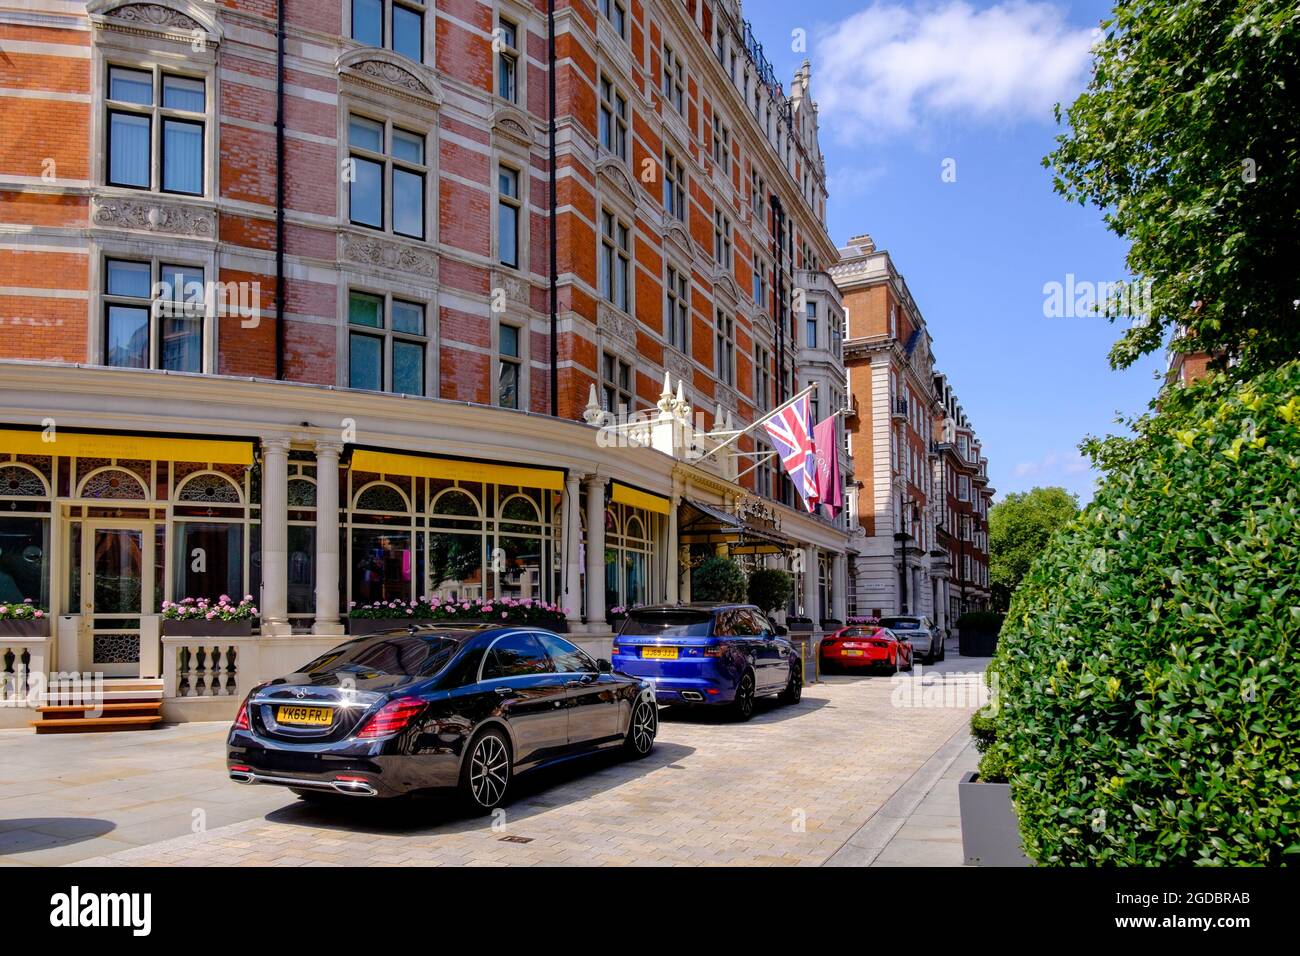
[0,619,48,639]
[958,771,1031,866]
[349,617,568,636]
[958,628,1000,657]
[161,619,252,639]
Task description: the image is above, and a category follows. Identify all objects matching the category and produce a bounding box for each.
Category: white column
[935,577,948,635]
[832,552,848,621]
[584,474,608,625]
[260,437,292,636]
[803,545,819,623]
[665,481,680,604]
[562,475,583,624]
[313,441,344,635]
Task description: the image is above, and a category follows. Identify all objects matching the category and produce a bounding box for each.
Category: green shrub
[986,361,1300,865]
[692,557,746,603]
[955,610,1003,633]
[970,707,1009,783]
[747,568,793,616]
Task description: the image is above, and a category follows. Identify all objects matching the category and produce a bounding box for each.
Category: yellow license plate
[842,649,865,656]
[276,705,333,726]
[641,646,679,660]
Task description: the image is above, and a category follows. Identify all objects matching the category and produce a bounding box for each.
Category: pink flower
[501,611,508,619]
[205,611,216,620]
[251,608,260,616]
[34,610,44,619]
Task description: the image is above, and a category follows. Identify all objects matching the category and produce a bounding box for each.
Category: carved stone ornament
[106,3,203,32]
[351,60,431,96]
[597,302,636,346]
[662,214,692,255]
[341,232,437,278]
[596,157,637,206]
[492,271,530,305]
[91,196,215,236]
[664,349,693,386]
[492,108,534,147]
[337,49,443,106]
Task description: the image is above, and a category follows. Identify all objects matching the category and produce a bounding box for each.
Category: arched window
[78,467,148,500]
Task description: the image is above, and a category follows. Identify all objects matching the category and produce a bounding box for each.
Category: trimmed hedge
[692,556,747,603]
[747,568,793,616]
[986,361,1300,865]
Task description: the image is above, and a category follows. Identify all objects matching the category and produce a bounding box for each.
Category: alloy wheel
[631,699,657,753]
[736,673,755,719]
[469,734,510,808]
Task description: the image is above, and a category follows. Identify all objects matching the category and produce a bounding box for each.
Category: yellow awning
[0,428,253,465]
[350,449,564,492]
[610,481,671,515]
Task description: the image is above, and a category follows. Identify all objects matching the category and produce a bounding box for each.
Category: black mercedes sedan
[227,624,657,811]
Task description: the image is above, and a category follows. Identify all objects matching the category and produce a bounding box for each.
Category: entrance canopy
[678,498,793,555]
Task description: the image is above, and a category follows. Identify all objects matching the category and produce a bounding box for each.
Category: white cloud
[1010,448,1092,480]
[814,1,1096,139]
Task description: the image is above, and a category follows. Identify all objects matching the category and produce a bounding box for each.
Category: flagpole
[692,382,818,462]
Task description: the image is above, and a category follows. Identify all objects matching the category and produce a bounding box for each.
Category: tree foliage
[986,360,1300,864]
[747,567,793,616]
[692,557,747,603]
[1044,0,1300,375]
[988,487,1081,611]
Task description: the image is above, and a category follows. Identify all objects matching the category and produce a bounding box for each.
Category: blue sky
[742,0,1166,503]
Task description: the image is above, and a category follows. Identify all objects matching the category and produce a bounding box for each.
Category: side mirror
[597,658,613,673]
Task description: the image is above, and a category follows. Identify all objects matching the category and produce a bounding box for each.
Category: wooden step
[30,715,163,734]
[36,702,162,716]
[41,689,163,704]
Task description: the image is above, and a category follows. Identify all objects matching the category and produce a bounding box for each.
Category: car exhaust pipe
[680,691,704,702]
[227,769,378,797]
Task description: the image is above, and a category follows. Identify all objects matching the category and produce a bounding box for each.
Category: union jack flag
[763,394,819,512]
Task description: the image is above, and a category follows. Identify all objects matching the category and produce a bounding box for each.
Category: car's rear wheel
[460,727,512,813]
[778,662,802,705]
[731,671,756,721]
[623,696,658,758]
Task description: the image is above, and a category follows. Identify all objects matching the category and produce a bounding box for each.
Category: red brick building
[831,234,993,628]
[0,0,851,719]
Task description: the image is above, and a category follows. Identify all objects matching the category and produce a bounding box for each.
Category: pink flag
[813,416,842,518]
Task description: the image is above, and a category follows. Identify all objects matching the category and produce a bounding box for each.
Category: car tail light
[355,696,425,739]
[335,775,368,784]
[703,643,730,657]
[229,764,251,773]
[232,692,252,730]
[610,644,620,655]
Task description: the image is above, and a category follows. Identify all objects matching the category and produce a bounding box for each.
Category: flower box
[348,616,567,636]
[0,618,47,639]
[958,771,1031,867]
[161,619,252,639]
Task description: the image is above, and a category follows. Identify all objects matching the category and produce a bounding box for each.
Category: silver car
[878,616,945,663]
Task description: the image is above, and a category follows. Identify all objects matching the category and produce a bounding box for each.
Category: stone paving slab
[22,655,988,868]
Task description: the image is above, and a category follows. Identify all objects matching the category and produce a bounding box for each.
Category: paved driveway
[1,653,986,867]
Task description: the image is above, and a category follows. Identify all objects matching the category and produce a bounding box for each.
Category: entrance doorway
[78,521,153,677]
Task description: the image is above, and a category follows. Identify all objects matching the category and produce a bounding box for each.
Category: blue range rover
[610,604,802,720]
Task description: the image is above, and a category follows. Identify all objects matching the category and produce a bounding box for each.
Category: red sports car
[820,626,913,672]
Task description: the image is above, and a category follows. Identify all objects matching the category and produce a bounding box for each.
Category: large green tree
[988,487,1080,611]
[1045,0,1300,375]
